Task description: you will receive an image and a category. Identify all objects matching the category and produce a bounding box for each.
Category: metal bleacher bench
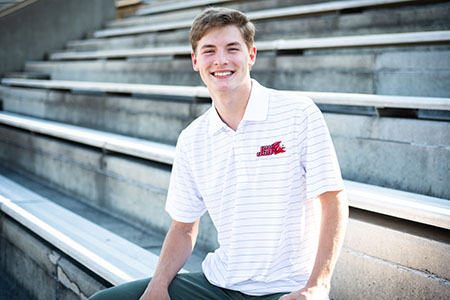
[51,30,450,60]
[0,111,449,231]
[0,174,164,286]
[99,0,422,38]
[136,0,233,16]
[2,78,450,111]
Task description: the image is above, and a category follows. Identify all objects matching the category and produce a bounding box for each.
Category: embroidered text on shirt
[256,141,286,157]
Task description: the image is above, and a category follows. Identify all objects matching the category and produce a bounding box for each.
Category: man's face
[191,25,256,95]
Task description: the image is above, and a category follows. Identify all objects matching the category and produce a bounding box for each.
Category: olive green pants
[89,272,288,300]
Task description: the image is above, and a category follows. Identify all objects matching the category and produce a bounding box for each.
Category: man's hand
[139,287,170,300]
[278,285,329,300]
[138,220,199,300]
[139,279,170,300]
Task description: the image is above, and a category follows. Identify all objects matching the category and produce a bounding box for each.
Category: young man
[90,7,348,300]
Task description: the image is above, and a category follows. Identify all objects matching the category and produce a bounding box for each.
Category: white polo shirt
[166,80,344,296]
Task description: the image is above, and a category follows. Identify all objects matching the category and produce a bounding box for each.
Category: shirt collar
[208,79,269,135]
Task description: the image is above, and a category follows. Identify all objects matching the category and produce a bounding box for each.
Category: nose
[214,50,228,66]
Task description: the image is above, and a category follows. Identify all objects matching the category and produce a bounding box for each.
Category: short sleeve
[165,132,207,222]
[301,102,344,200]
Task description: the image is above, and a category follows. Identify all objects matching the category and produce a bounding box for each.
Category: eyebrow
[200,41,243,50]
[226,42,242,47]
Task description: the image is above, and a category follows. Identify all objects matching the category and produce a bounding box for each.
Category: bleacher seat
[0,174,164,286]
[1,0,449,298]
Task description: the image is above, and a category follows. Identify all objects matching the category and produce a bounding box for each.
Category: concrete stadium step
[53,31,450,61]
[1,81,449,198]
[1,114,449,299]
[106,0,420,29]
[0,167,205,299]
[0,111,448,228]
[0,173,161,285]
[0,267,31,300]
[0,0,29,12]
[106,7,200,29]
[334,208,450,299]
[66,1,450,51]
[93,0,439,38]
[2,78,450,111]
[65,29,190,53]
[115,0,147,19]
[22,47,450,97]
[0,82,209,145]
[135,0,232,16]
[0,166,207,274]
[133,0,379,18]
[2,1,449,299]
[0,0,26,13]
[0,117,219,251]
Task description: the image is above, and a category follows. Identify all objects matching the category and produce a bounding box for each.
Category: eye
[202,49,214,54]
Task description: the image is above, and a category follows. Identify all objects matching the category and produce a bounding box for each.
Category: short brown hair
[190,7,255,53]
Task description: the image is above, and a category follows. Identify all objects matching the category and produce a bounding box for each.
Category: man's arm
[140,219,200,300]
[280,189,349,300]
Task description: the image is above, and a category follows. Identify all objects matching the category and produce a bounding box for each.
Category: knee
[88,277,151,300]
[88,288,109,300]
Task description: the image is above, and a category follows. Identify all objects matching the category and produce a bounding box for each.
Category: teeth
[214,71,232,77]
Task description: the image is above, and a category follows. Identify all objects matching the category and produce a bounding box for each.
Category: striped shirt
[165,80,344,296]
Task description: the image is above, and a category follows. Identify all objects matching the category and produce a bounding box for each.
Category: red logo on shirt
[256,141,286,157]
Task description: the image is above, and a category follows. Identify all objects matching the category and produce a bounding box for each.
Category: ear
[191,51,199,71]
[248,46,257,68]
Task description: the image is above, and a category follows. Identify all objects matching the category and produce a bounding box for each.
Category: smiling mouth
[212,71,234,77]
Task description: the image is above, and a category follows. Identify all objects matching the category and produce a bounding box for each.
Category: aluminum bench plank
[136,0,232,16]
[0,174,163,285]
[345,180,450,230]
[0,175,48,202]
[1,112,449,230]
[94,19,193,38]
[2,78,450,111]
[0,78,209,98]
[0,111,176,165]
[246,0,417,20]
[51,45,192,60]
[53,31,450,60]
[256,31,450,51]
[286,90,450,111]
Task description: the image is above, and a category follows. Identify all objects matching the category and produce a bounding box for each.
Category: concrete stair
[65,0,450,51]
[0,111,448,229]
[0,109,449,299]
[0,165,206,299]
[21,0,450,98]
[1,81,449,198]
[1,0,450,299]
[21,46,450,97]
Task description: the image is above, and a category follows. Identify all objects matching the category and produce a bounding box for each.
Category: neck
[211,79,252,131]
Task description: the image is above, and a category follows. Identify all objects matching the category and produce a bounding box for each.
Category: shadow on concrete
[0,268,32,300]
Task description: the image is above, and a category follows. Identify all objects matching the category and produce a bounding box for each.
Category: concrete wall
[0,1,24,11]
[331,210,450,300]
[21,47,450,97]
[0,85,209,145]
[67,2,450,52]
[0,0,116,77]
[1,0,450,298]
[0,124,219,250]
[324,113,450,200]
[1,135,449,299]
[0,213,108,300]
[1,86,449,199]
